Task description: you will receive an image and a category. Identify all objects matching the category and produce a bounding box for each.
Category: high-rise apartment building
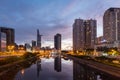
[103,8,120,44]
[84,19,97,49]
[54,33,61,51]
[73,19,96,52]
[73,19,85,52]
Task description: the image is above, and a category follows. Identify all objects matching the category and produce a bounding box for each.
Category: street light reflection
[21,69,25,75]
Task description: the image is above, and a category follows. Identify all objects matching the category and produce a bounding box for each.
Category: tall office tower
[73,19,97,52]
[37,29,42,49]
[84,19,97,49]
[54,33,61,51]
[73,19,85,52]
[103,8,120,44]
[0,27,15,51]
[32,40,36,48]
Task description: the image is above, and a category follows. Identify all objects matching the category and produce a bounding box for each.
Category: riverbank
[66,54,120,79]
[71,54,120,68]
[0,52,39,76]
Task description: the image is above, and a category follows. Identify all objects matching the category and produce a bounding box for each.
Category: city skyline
[0,0,120,49]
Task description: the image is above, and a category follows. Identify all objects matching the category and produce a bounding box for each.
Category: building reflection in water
[73,61,98,80]
[36,59,41,77]
[54,54,62,72]
[73,61,119,80]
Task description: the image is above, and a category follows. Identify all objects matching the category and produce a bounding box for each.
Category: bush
[74,55,92,60]
[0,56,21,65]
[22,52,37,59]
[95,56,108,60]
[95,56,117,63]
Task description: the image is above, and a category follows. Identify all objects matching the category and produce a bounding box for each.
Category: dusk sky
[0,0,120,49]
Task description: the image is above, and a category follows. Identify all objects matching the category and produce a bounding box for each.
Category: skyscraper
[84,19,97,49]
[73,19,85,52]
[31,40,37,51]
[0,27,15,51]
[103,8,120,47]
[54,33,61,51]
[37,29,42,49]
[32,40,36,48]
[73,19,96,52]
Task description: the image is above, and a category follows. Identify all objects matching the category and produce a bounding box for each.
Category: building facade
[84,19,97,49]
[0,27,15,51]
[103,8,120,48]
[73,19,96,52]
[37,29,42,49]
[25,43,31,52]
[0,32,6,52]
[54,33,61,51]
[95,36,104,44]
[73,19,85,52]
[32,40,36,48]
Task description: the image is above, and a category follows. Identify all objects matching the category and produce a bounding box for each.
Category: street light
[7,45,15,53]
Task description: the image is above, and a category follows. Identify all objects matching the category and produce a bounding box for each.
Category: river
[0,54,119,80]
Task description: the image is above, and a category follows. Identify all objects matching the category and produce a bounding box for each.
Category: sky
[0,0,120,50]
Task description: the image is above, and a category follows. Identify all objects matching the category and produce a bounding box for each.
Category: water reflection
[0,57,38,80]
[54,55,61,72]
[36,59,41,77]
[14,54,73,80]
[1,54,119,80]
[21,69,25,75]
[73,61,97,80]
[73,60,119,80]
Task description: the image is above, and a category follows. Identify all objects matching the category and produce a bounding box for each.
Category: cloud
[0,0,120,48]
